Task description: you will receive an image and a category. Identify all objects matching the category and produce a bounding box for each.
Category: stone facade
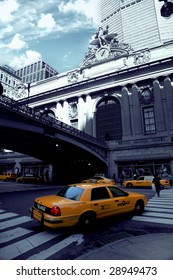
[15,41,173,180]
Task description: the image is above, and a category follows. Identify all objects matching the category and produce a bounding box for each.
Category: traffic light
[0,82,3,96]
[159,0,173,18]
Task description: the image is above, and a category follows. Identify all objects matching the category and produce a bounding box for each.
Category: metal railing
[0,95,107,148]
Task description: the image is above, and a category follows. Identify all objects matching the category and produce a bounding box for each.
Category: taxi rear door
[90,187,115,218]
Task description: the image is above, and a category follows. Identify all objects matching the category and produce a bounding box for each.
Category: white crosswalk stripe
[133,188,173,225]
[0,209,84,260]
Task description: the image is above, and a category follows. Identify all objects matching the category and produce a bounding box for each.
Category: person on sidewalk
[152,174,161,197]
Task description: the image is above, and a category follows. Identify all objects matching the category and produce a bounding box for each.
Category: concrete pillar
[121,86,132,138]
[131,84,143,136]
[85,95,93,135]
[170,159,173,179]
[164,77,173,131]
[62,100,70,124]
[153,79,166,132]
[55,102,63,121]
[78,96,86,131]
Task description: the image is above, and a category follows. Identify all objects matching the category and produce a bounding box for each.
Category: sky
[0,0,100,73]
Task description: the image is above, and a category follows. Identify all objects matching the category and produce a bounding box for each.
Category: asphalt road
[0,182,173,260]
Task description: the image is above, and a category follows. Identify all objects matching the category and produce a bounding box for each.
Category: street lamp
[159,0,173,18]
[0,82,3,96]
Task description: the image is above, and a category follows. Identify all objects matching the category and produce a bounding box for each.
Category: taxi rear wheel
[134,200,144,215]
[78,212,96,228]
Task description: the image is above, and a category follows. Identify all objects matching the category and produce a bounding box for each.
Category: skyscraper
[99,0,173,51]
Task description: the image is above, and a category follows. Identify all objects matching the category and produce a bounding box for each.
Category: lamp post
[159,0,173,18]
[0,82,3,96]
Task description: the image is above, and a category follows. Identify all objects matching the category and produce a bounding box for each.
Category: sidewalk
[77,187,173,260]
[76,232,173,259]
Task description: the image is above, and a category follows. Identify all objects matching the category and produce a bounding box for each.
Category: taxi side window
[108,187,125,197]
[91,187,110,201]
[137,176,144,180]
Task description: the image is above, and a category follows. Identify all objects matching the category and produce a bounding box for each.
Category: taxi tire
[78,212,96,228]
[127,183,133,188]
[134,200,144,215]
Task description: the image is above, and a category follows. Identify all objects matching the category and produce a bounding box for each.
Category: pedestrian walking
[112,173,116,184]
[152,174,161,197]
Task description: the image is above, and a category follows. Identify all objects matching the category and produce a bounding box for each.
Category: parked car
[82,175,115,185]
[122,176,170,188]
[30,183,147,229]
[0,172,17,182]
[16,173,44,184]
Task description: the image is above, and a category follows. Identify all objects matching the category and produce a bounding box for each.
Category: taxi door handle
[93,203,98,206]
[114,200,119,202]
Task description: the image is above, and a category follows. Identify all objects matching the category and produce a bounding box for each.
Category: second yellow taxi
[122,176,170,188]
[30,183,147,229]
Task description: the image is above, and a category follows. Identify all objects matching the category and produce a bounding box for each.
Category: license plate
[37,204,45,211]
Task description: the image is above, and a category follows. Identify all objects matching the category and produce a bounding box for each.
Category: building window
[96,97,122,141]
[143,106,156,134]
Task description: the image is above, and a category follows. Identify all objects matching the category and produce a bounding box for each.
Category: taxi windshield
[57,185,84,201]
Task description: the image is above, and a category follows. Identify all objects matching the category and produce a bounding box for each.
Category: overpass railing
[0,95,107,148]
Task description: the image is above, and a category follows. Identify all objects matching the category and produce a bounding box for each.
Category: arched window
[96,97,122,141]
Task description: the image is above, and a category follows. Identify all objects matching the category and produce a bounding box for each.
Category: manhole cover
[97,232,133,246]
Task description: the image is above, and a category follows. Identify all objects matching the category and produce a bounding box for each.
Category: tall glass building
[99,0,173,50]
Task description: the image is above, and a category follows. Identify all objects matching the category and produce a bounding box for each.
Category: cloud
[38,13,56,33]
[0,0,19,23]
[10,50,42,69]
[8,33,27,50]
[58,0,99,25]
[58,0,98,23]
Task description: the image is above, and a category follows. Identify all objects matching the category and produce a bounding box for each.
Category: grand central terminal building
[1,29,173,182]
[15,31,173,181]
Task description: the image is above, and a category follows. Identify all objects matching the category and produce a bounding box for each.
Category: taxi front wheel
[134,200,144,215]
[127,183,133,188]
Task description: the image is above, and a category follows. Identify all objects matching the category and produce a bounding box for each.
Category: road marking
[133,216,173,225]
[27,234,84,260]
[133,188,173,225]
[0,231,60,260]
[0,212,19,220]
[0,216,31,230]
[0,227,32,244]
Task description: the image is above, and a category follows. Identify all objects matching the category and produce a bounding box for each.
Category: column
[85,95,93,135]
[121,86,132,139]
[153,79,166,132]
[164,77,173,131]
[62,100,70,124]
[55,102,63,120]
[78,96,86,131]
[131,84,143,136]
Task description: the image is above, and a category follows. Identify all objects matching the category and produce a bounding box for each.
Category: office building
[15,60,58,84]
[0,65,22,99]
[99,0,173,50]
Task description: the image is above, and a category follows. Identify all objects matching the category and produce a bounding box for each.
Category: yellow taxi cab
[0,172,17,181]
[16,173,44,184]
[82,175,115,185]
[30,183,147,229]
[122,176,170,188]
